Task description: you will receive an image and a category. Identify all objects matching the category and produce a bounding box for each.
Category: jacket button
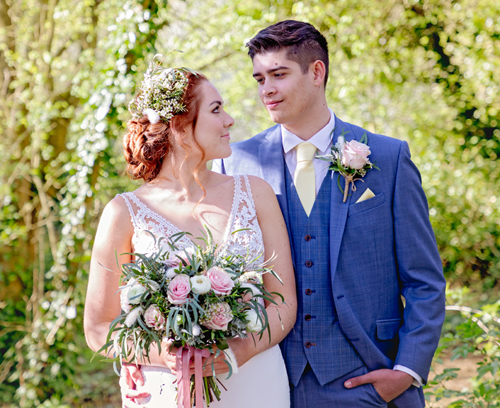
[305,289,312,295]
[305,314,312,321]
[305,341,312,348]
[305,234,312,241]
[305,260,313,268]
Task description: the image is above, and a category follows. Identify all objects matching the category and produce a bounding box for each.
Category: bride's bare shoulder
[97,195,134,233]
[245,175,276,204]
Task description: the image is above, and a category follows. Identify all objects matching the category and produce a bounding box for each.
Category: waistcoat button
[305,289,312,295]
[305,260,313,268]
[305,314,312,321]
[305,234,312,241]
[305,341,312,348]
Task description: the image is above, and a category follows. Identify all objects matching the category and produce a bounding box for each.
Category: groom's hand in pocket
[344,368,414,402]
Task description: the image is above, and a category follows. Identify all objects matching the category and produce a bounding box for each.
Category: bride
[84,61,296,408]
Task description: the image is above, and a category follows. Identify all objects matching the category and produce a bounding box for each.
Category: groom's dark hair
[247,20,329,86]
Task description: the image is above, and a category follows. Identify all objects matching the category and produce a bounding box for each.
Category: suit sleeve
[392,141,446,383]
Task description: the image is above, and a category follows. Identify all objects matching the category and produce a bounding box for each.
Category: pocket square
[356,188,375,204]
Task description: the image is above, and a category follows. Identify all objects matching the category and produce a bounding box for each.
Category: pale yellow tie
[294,142,317,216]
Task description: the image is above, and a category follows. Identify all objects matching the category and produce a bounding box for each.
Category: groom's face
[252,49,317,127]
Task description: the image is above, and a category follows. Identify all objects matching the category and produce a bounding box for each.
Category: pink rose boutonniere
[317,129,380,202]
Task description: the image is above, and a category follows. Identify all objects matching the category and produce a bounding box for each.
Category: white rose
[125,306,143,327]
[244,309,263,333]
[190,275,211,295]
[128,284,146,304]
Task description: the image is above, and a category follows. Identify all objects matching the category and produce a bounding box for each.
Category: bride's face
[189,81,234,161]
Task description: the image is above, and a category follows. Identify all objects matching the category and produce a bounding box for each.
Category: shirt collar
[281,109,336,155]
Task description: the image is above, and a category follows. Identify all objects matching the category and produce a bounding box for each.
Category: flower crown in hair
[128,54,197,124]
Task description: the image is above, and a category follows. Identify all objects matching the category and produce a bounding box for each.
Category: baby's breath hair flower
[128,54,197,123]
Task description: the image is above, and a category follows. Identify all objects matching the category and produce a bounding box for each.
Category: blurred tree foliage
[0,0,498,406]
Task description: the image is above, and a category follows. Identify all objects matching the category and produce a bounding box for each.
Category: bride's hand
[162,340,179,372]
[169,351,232,377]
[168,339,256,377]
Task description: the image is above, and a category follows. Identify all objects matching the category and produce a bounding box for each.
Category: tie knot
[296,142,317,163]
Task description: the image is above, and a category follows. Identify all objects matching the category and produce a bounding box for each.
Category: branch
[446,304,500,345]
[0,360,14,386]
[45,286,74,345]
[32,174,58,262]
[197,50,237,72]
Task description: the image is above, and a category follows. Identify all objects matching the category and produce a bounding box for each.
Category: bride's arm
[84,197,167,367]
[227,175,297,366]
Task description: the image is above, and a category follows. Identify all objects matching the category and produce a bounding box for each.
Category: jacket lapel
[329,118,357,282]
[259,125,286,205]
[258,126,293,252]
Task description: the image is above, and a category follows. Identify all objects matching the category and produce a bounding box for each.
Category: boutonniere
[316,129,380,202]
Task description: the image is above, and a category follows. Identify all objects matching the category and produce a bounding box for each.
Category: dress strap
[117,192,140,233]
[242,175,257,211]
[231,176,242,219]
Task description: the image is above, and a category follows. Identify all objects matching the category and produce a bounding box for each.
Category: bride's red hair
[123,72,208,183]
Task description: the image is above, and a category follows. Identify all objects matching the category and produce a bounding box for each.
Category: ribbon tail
[176,348,184,408]
[183,349,191,408]
[194,349,204,408]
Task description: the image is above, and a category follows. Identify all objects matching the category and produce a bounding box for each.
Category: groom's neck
[280,102,331,141]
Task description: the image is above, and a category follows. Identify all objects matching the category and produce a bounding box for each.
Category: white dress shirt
[281,109,423,388]
[281,109,335,196]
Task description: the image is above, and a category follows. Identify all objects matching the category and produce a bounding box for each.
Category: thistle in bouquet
[316,129,380,202]
[97,228,285,408]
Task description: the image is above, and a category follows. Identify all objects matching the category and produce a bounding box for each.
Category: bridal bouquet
[98,228,283,408]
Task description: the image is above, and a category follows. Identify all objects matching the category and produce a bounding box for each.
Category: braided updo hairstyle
[123,72,207,182]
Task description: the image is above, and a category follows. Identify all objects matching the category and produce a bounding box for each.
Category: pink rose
[144,305,166,330]
[200,302,233,331]
[167,274,191,305]
[206,267,235,295]
[341,140,371,170]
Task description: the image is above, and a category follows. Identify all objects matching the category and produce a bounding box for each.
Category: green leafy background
[0,0,498,406]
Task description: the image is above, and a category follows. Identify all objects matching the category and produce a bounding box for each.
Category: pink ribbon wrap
[176,347,210,408]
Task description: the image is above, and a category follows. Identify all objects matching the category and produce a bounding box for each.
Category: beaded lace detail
[118,175,264,267]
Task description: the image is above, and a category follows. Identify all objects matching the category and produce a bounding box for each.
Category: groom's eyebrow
[252,66,289,77]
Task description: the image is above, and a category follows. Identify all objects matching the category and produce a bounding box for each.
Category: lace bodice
[118,175,264,267]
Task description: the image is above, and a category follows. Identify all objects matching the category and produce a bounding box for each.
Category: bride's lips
[221,133,230,139]
[265,100,282,109]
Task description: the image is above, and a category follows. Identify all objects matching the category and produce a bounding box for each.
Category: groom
[213,21,445,407]
[122,20,445,407]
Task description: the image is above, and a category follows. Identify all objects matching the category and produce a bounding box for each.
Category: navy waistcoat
[282,167,363,386]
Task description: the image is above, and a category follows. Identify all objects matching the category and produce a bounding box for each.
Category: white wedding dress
[119,175,290,408]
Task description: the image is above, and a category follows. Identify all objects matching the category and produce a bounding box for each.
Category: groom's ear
[311,60,326,88]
